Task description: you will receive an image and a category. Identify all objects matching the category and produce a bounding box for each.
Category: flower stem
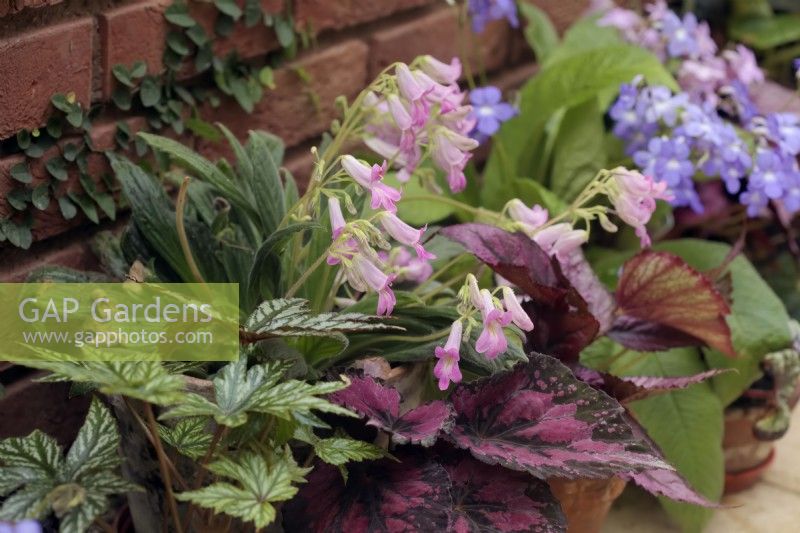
[176,176,206,284]
[286,249,330,299]
[143,402,184,533]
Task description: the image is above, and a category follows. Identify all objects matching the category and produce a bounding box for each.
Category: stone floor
[604,407,800,531]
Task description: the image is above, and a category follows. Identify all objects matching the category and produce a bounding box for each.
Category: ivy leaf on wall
[329,375,454,447]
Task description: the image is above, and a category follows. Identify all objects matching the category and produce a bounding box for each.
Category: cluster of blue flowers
[467,0,519,33]
[611,78,800,216]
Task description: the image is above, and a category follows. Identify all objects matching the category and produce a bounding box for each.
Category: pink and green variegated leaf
[603,369,733,403]
[611,251,735,357]
[622,469,722,507]
[444,454,566,532]
[283,453,452,532]
[448,353,673,479]
[441,223,599,362]
[329,375,454,446]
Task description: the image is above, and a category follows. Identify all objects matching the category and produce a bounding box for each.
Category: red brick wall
[0,0,589,281]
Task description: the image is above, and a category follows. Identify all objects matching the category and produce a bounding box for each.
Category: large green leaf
[541,15,623,68]
[548,97,607,201]
[246,130,286,236]
[484,43,677,190]
[518,2,559,63]
[176,449,309,529]
[601,347,724,532]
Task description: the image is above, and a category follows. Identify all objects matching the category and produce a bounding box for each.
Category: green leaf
[259,66,275,88]
[66,109,83,128]
[67,192,99,224]
[139,77,161,107]
[274,14,295,48]
[0,218,32,249]
[548,97,606,201]
[10,163,32,184]
[215,0,242,19]
[245,129,286,235]
[484,44,676,189]
[246,298,397,338]
[112,65,133,87]
[247,223,315,303]
[21,357,186,405]
[161,358,352,427]
[0,484,51,521]
[244,0,263,27]
[46,117,63,139]
[31,185,50,210]
[518,2,559,62]
[729,14,800,51]
[186,24,209,46]
[176,449,307,529]
[50,94,73,113]
[313,437,386,466]
[167,31,191,56]
[7,189,30,211]
[58,196,78,220]
[45,156,69,182]
[0,430,63,478]
[159,417,212,459]
[164,3,196,27]
[130,61,147,78]
[63,398,121,480]
[542,15,623,68]
[614,348,724,532]
[112,87,133,111]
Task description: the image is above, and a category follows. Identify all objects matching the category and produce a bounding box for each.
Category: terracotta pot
[548,477,627,533]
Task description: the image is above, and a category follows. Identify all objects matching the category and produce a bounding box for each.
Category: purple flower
[434,320,463,390]
[749,148,792,199]
[468,86,516,143]
[662,12,700,58]
[468,0,519,33]
[634,136,695,188]
[0,522,41,533]
[766,113,800,155]
[502,287,534,331]
[740,186,769,217]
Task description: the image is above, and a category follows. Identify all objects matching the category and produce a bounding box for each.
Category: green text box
[0,283,239,362]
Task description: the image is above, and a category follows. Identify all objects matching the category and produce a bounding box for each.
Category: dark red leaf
[448,353,673,479]
[558,249,615,334]
[606,316,706,352]
[444,454,566,532]
[330,375,454,446]
[441,223,599,362]
[611,251,735,357]
[601,368,732,403]
[283,453,452,532]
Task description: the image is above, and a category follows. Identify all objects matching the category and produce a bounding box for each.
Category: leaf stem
[143,402,184,533]
[285,249,330,299]
[184,424,228,528]
[176,176,206,284]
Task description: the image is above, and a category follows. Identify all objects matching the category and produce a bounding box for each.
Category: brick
[0,18,94,140]
[368,7,511,78]
[0,230,101,281]
[191,0,283,62]
[521,0,589,33]
[295,0,434,33]
[98,0,173,99]
[197,39,369,158]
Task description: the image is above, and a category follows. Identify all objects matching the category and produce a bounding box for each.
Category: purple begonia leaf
[441,223,599,362]
[606,315,706,352]
[601,368,732,404]
[329,375,454,446]
[444,454,566,532]
[283,453,452,532]
[620,413,721,507]
[622,469,723,507]
[448,352,673,479]
[558,249,615,335]
[611,251,736,357]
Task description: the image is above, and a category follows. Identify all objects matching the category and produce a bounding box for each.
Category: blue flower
[740,186,770,217]
[468,0,519,33]
[766,113,800,155]
[0,521,42,533]
[750,148,795,200]
[634,135,695,187]
[468,86,516,143]
[662,12,700,58]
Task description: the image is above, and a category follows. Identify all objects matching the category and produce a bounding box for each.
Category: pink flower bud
[502,287,534,331]
[328,197,346,239]
[387,94,412,131]
[419,55,462,85]
[475,289,512,359]
[341,155,374,189]
[507,199,548,234]
[434,320,463,390]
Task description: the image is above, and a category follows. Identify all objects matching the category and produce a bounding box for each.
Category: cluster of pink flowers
[364,57,479,192]
[506,200,588,261]
[593,0,763,112]
[433,275,534,390]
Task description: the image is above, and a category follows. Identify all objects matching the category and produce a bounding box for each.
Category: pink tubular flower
[501,287,534,331]
[345,254,396,315]
[475,289,511,359]
[507,199,548,235]
[609,167,671,247]
[431,129,478,192]
[328,197,346,238]
[341,155,402,213]
[533,223,589,261]
[419,55,462,85]
[434,320,463,390]
[377,212,435,260]
[397,64,430,126]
